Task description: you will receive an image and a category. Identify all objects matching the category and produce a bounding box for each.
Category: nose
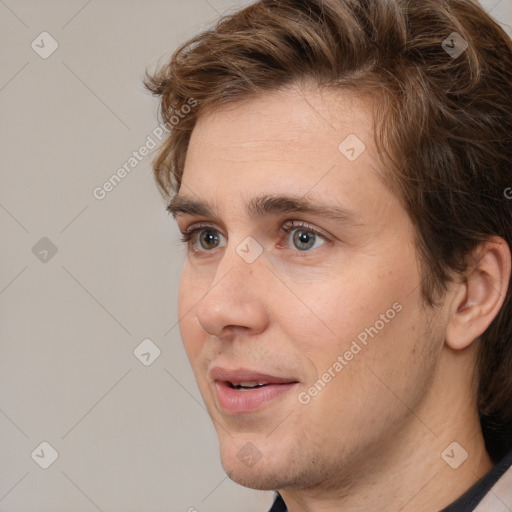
[195,247,270,342]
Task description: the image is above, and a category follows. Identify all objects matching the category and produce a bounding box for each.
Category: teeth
[239,381,267,387]
[229,381,269,390]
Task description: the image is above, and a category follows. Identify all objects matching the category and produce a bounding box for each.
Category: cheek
[177,264,207,361]
[293,298,429,455]
[314,288,429,407]
[291,251,421,389]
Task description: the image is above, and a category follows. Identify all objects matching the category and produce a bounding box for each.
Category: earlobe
[446,237,511,351]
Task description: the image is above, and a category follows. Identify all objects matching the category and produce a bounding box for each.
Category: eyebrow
[167,193,363,226]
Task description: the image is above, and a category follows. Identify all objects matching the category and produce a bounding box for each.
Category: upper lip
[210,367,299,385]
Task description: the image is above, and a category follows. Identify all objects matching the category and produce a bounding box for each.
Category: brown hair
[145,0,512,462]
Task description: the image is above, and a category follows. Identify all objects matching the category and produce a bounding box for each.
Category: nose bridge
[207,241,262,305]
[215,230,267,287]
[195,242,269,337]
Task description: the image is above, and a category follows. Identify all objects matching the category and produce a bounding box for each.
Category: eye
[280,221,329,251]
[180,224,226,252]
[179,220,329,254]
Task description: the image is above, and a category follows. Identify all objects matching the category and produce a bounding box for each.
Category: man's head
[146,0,512,497]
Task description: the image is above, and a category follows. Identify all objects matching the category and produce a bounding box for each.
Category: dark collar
[267,449,512,512]
[441,448,512,511]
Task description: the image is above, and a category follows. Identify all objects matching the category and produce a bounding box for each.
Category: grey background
[0,1,510,511]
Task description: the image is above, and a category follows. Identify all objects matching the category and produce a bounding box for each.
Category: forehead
[189,85,374,160]
[181,85,389,220]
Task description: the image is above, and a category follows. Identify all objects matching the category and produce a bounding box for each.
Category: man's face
[175,85,445,491]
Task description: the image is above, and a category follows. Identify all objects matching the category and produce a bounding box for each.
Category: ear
[446,237,511,351]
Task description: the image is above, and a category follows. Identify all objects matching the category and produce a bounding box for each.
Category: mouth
[226,381,274,390]
[210,367,300,414]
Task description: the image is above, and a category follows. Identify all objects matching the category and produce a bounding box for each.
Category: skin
[171,84,510,512]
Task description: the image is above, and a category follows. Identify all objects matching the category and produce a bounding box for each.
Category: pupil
[294,230,315,250]
[201,230,218,249]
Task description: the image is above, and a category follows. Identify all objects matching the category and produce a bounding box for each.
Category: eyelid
[181,221,222,235]
[280,220,331,241]
[179,220,330,240]
[181,219,330,236]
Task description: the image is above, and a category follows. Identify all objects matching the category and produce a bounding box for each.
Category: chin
[223,465,279,491]
[218,442,284,490]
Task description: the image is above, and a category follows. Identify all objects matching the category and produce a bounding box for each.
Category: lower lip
[214,381,298,414]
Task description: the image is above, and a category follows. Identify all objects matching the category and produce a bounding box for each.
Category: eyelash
[179,221,329,250]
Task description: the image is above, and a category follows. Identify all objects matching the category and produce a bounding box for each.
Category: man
[145,0,512,510]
